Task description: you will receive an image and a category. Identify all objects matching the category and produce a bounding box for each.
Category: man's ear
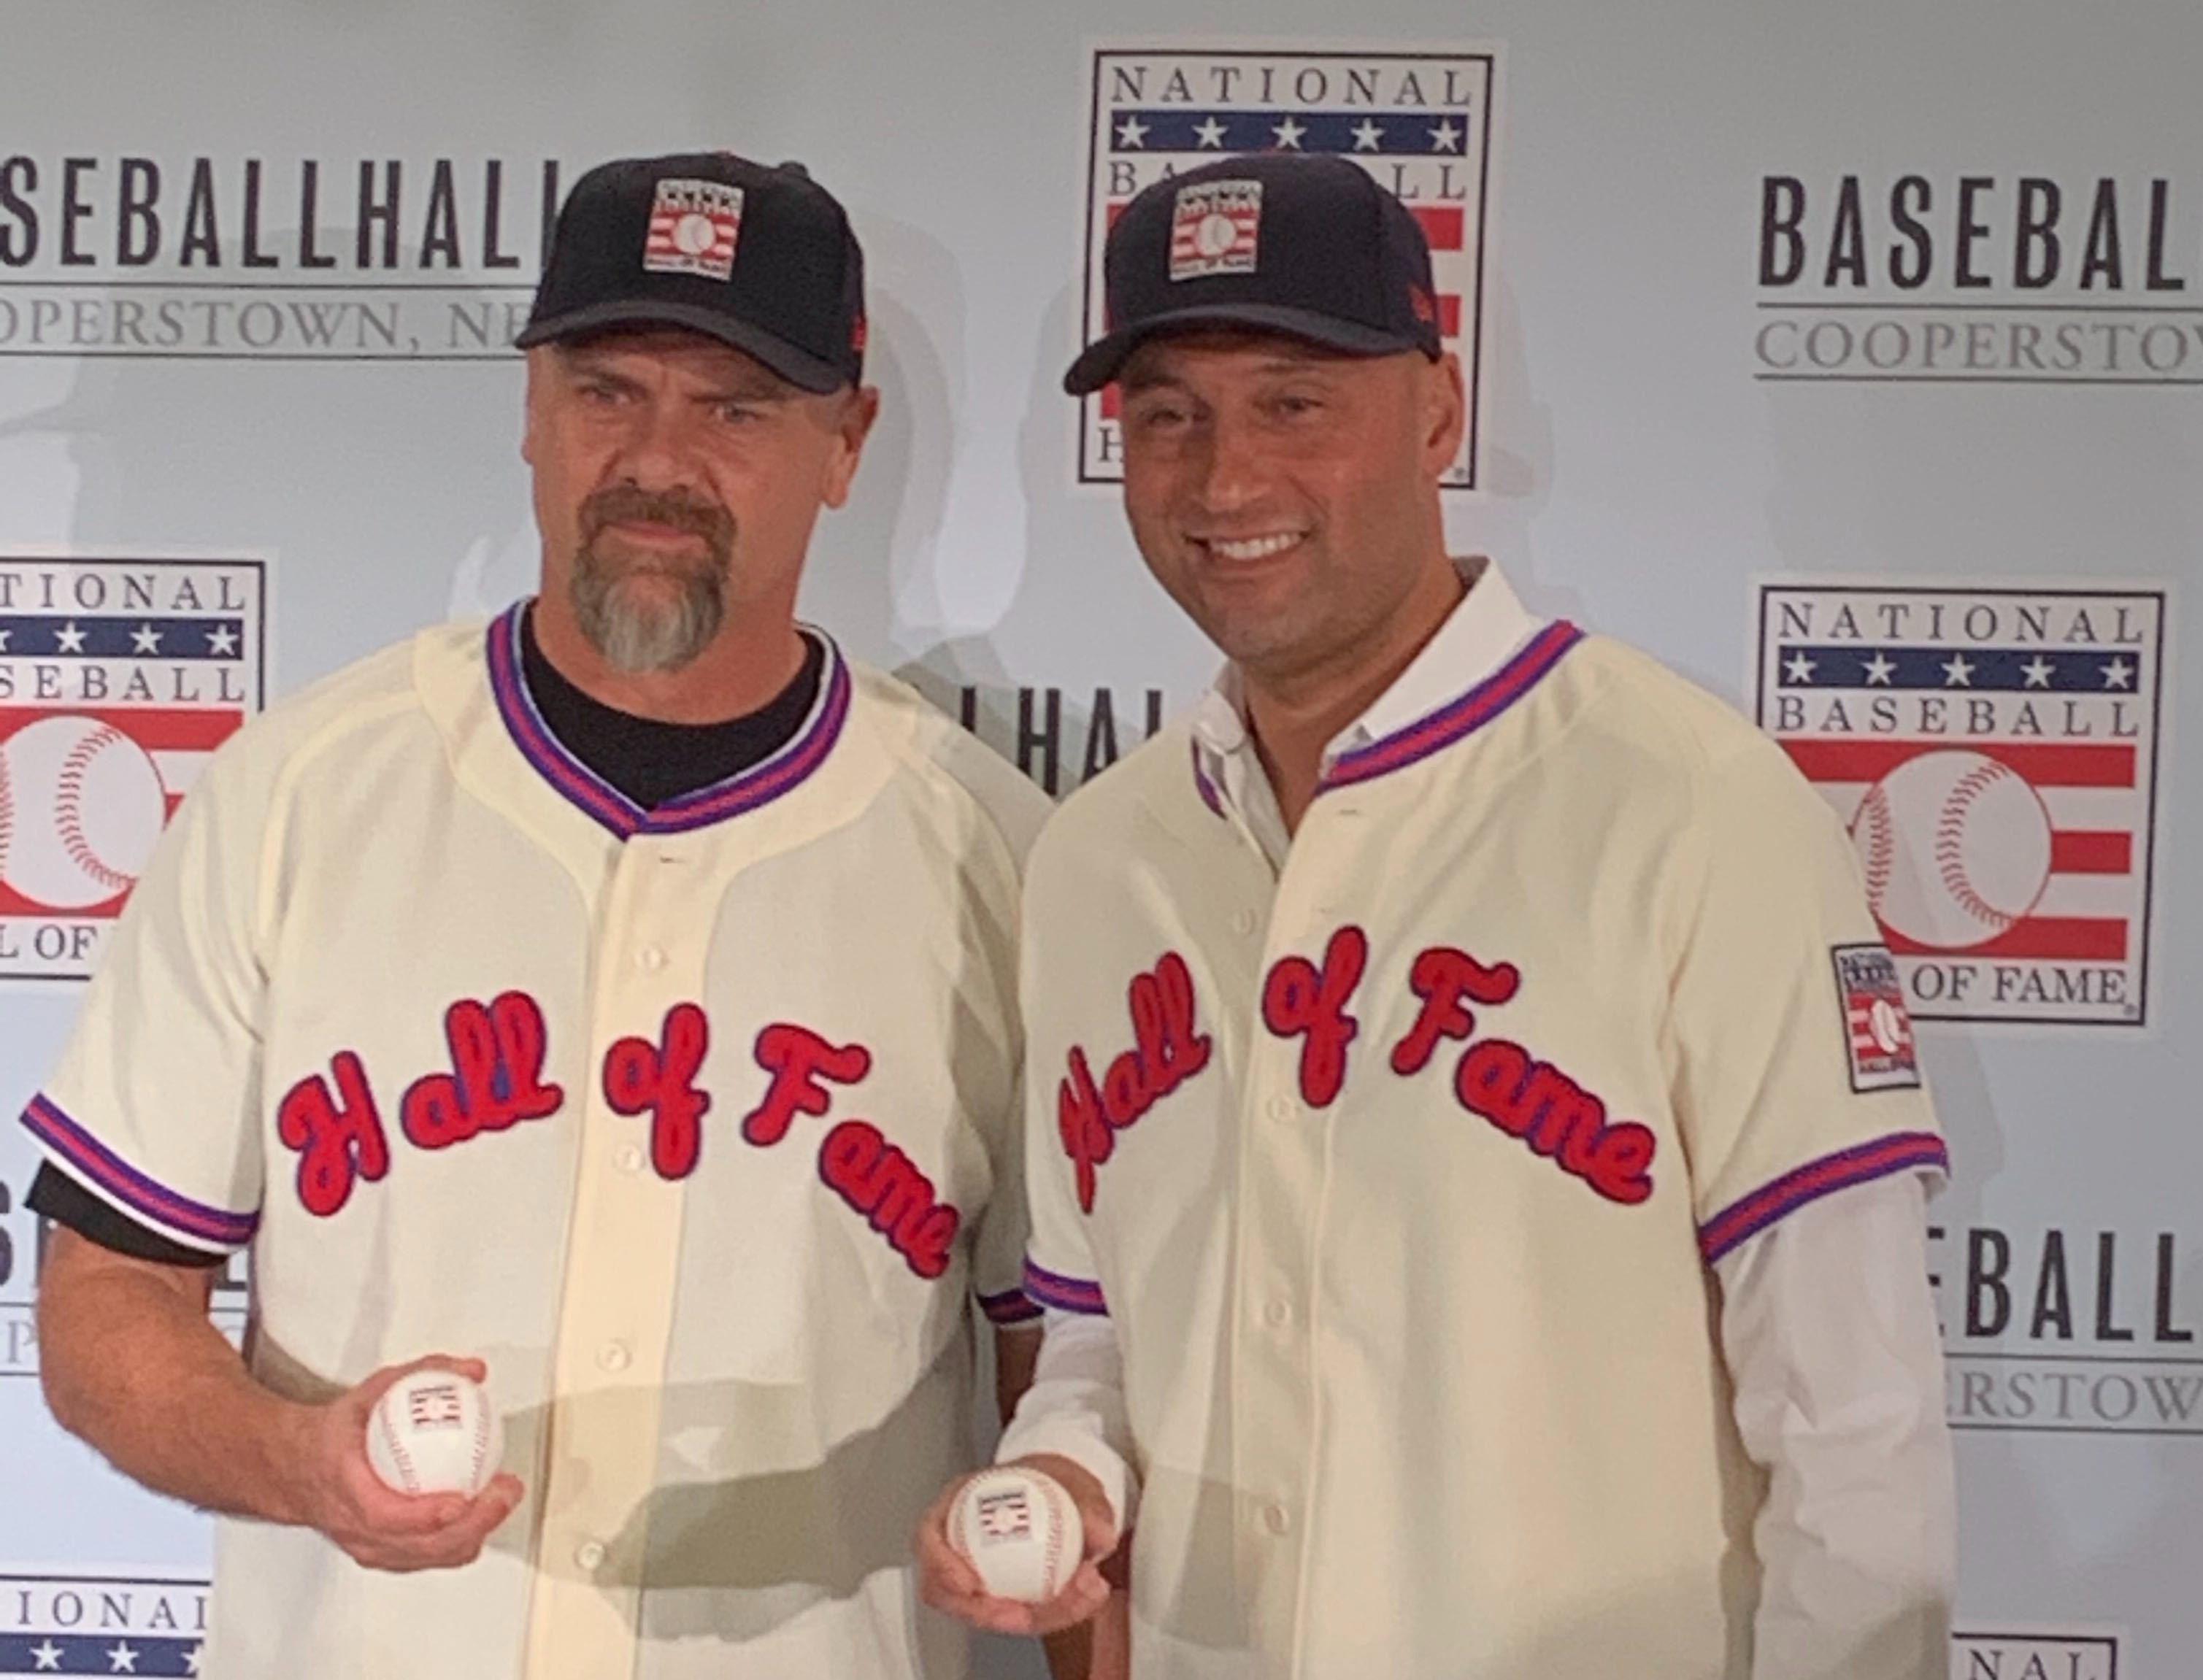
[820,384,883,510]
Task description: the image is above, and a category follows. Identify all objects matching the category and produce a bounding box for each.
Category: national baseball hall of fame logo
[1758,584,2164,1028]
[0,558,266,983]
[0,1573,207,1676]
[1079,42,1496,489]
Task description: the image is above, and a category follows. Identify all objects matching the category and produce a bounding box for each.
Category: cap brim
[515,300,849,393]
[1062,304,1425,396]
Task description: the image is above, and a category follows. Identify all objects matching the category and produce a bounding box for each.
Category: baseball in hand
[365,1370,504,1497]
[947,1465,1083,1603]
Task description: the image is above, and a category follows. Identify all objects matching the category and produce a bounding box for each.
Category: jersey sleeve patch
[21,1093,259,1252]
[1024,1257,1109,1317]
[978,1287,1044,1327]
[1698,1130,1948,1266]
[1831,944,1922,1093]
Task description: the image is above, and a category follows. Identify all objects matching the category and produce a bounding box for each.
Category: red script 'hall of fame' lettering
[742,1022,872,1147]
[1261,925,1369,1106]
[1392,944,1656,1206]
[603,1003,713,1178]
[401,992,564,1152]
[1060,952,1212,1213]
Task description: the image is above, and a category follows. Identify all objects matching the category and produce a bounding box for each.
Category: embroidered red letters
[276,1050,390,1217]
[742,1024,872,1147]
[275,999,973,1274]
[1059,952,1212,1214]
[1389,944,1656,1206]
[819,1120,961,1279]
[603,1003,714,1179]
[1261,925,1368,1106]
[400,993,565,1152]
[742,1022,964,1280]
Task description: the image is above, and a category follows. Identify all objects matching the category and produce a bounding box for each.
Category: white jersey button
[1262,1502,1292,1537]
[637,947,666,972]
[575,1539,607,1571]
[1266,1095,1291,1122]
[615,1145,644,1174]
[597,1341,631,1373]
[1262,1298,1291,1329]
[1231,909,1257,935]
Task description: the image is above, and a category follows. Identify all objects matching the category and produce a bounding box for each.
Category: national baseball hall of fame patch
[0,557,267,984]
[1758,583,2164,1029]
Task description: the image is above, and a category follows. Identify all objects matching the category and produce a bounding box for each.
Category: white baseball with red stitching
[1850,749,2053,950]
[948,1465,1083,1604]
[365,1371,504,1498]
[0,715,168,910]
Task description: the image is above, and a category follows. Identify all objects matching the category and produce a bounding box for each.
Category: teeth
[1208,533,1301,561]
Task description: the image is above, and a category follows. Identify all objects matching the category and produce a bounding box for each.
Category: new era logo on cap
[644,178,744,282]
[1169,180,1263,280]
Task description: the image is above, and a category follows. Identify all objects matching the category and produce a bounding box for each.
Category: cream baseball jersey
[1018,570,1948,1679]
[20,604,1046,1680]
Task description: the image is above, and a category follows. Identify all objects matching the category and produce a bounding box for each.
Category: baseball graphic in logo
[0,716,168,909]
[1170,180,1263,280]
[1850,750,2054,950]
[644,178,744,281]
[1758,583,2164,1028]
[0,556,266,982]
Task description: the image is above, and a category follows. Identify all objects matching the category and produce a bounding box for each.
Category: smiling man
[918,153,1956,1680]
[24,153,1048,1680]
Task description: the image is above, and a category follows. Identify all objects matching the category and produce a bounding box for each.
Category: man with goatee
[25,152,1050,1680]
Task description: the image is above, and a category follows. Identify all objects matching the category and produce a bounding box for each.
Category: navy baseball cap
[517,152,866,393]
[1064,153,1442,396]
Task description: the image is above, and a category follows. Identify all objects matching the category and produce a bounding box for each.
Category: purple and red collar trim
[1323,620,1583,792]
[488,603,851,839]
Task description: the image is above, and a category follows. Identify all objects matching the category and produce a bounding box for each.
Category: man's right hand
[916,1454,1120,1638]
[287,1355,523,1573]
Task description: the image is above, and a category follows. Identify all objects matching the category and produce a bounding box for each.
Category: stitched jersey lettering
[603,1003,714,1178]
[1260,925,1368,1106]
[275,1050,390,1217]
[1058,951,1212,1214]
[399,992,565,1152]
[743,1023,872,1147]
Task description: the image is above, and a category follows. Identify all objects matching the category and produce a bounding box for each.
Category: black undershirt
[30,609,826,1265]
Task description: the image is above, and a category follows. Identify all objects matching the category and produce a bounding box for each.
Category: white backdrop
[0,4,2196,1676]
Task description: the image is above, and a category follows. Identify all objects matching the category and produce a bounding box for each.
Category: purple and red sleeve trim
[20,1094,258,1252]
[979,1287,1044,1327]
[1023,1257,1110,1316]
[1697,1130,1948,1266]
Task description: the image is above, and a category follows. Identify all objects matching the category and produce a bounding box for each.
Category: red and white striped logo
[0,558,265,983]
[1169,180,1263,280]
[643,178,743,282]
[1832,944,1919,1090]
[1758,585,2164,1028]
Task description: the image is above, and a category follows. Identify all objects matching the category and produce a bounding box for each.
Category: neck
[531,593,807,725]
[1243,558,1466,833]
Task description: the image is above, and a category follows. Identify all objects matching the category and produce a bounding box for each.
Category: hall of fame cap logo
[1169,180,1264,279]
[0,1570,209,1676]
[1757,583,2164,1028]
[0,558,266,983]
[644,178,743,282]
[1080,40,1497,488]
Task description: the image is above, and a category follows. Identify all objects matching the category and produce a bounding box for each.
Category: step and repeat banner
[0,2,2194,1676]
